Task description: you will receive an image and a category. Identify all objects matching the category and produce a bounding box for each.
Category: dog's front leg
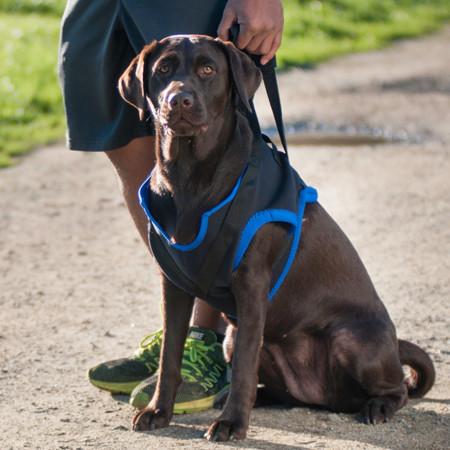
[205,248,270,441]
[133,275,194,431]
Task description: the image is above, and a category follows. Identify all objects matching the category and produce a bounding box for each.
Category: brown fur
[118,35,435,441]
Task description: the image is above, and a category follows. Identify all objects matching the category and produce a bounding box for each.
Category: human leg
[59,0,227,408]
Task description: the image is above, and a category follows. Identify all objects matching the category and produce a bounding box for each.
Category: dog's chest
[139,138,317,318]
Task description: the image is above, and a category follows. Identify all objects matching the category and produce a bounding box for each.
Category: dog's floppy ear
[216,39,262,112]
[118,41,158,121]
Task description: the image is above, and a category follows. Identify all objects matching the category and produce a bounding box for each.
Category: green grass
[0,0,64,15]
[1,0,450,167]
[0,8,64,167]
[0,2,64,163]
[279,0,450,67]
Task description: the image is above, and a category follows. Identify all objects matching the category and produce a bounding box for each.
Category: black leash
[230,25,288,157]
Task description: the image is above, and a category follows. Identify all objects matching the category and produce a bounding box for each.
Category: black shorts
[58,0,227,151]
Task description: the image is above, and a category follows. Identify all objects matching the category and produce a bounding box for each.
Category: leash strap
[230,25,289,157]
[259,59,288,156]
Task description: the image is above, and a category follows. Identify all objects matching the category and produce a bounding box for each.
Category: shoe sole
[131,385,230,414]
[174,385,229,414]
[89,378,143,395]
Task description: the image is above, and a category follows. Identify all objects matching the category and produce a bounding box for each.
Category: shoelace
[134,329,163,371]
[181,338,224,391]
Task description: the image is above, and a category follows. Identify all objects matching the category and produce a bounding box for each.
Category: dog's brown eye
[158,63,170,74]
[200,65,215,76]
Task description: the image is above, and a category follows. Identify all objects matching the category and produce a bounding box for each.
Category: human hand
[217,0,284,65]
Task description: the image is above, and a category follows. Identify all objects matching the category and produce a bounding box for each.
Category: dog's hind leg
[329,321,408,424]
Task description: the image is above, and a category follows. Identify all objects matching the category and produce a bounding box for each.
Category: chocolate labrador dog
[118,35,435,441]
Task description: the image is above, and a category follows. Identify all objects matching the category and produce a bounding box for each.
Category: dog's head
[118,35,261,137]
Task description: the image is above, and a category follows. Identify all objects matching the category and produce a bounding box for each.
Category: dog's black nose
[168,92,194,110]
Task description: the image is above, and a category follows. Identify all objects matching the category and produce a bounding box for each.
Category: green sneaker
[87,329,163,394]
[130,327,230,413]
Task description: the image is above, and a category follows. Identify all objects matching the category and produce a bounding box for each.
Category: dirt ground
[1,27,449,450]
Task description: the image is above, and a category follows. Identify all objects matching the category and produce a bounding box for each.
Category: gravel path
[1,27,449,449]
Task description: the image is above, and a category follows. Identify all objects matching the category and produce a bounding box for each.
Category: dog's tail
[398,339,435,398]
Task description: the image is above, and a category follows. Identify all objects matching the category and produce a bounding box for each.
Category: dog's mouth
[160,111,208,136]
[168,118,209,136]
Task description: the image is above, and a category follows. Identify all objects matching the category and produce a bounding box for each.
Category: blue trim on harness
[138,168,247,252]
[233,186,318,301]
[232,209,297,270]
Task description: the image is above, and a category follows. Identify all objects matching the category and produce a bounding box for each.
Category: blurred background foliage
[281,0,450,65]
[0,1,63,167]
[1,0,450,166]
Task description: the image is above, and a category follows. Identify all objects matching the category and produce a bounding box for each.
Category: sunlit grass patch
[279,0,450,66]
[0,0,64,16]
[0,12,64,167]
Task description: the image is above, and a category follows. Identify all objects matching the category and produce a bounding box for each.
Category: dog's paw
[360,397,395,425]
[132,408,171,432]
[204,418,247,441]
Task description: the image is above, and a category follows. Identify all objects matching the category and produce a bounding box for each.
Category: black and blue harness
[138,50,318,318]
[139,135,317,318]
